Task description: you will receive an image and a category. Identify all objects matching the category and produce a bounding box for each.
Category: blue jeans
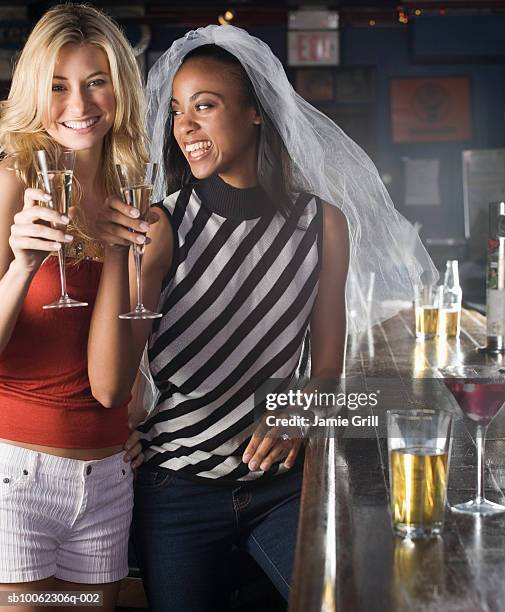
[132,466,302,612]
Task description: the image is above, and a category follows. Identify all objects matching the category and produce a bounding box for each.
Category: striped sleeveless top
[139,174,322,484]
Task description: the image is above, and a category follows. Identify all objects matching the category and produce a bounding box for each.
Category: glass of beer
[33,149,88,309]
[415,285,441,340]
[116,162,161,320]
[387,409,453,539]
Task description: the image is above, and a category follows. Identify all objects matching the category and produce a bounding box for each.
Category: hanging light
[218,9,235,25]
[397,4,409,24]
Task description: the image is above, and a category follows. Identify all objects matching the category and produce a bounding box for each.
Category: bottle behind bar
[482,202,505,353]
[438,261,462,338]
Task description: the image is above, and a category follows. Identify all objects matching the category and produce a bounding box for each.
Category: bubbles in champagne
[38,170,73,215]
[121,184,153,220]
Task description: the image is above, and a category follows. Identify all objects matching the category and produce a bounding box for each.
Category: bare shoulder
[321,200,348,238]
[143,204,174,277]
[0,159,25,275]
[319,201,349,269]
[149,204,174,250]
[0,159,24,218]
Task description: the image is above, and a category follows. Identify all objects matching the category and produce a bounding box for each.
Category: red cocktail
[440,365,505,515]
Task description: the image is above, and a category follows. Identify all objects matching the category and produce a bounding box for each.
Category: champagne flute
[33,149,88,309]
[116,162,161,320]
[439,364,505,515]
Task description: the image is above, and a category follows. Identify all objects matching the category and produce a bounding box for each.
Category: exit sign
[288,31,339,66]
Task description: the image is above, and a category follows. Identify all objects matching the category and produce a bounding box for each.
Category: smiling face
[171,57,261,188]
[46,43,116,152]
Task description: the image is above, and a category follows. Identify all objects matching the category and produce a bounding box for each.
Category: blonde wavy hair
[0,2,148,196]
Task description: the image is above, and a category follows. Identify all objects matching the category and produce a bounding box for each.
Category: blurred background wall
[1,0,505,302]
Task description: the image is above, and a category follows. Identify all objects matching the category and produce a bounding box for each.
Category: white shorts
[0,442,133,584]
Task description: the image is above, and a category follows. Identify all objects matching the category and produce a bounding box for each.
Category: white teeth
[185,141,212,153]
[63,117,99,130]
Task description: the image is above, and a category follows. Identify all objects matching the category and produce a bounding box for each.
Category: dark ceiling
[1,0,504,25]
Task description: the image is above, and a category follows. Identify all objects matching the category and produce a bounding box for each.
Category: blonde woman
[0,4,147,608]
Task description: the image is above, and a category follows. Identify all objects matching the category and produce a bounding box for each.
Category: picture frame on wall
[390,76,472,143]
[295,69,334,102]
[334,66,375,103]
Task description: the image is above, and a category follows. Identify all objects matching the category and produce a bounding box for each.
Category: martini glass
[439,364,505,515]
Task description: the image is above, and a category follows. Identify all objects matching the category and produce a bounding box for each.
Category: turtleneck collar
[194,174,273,220]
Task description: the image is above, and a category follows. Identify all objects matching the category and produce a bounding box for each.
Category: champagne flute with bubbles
[116,162,161,320]
[33,149,87,309]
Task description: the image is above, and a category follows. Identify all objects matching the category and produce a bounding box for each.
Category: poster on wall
[390,77,472,143]
[403,158,441,206]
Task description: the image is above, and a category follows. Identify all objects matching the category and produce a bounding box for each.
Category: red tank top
[0,256,129,448]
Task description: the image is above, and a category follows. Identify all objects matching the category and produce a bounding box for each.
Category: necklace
[48,216,105,264]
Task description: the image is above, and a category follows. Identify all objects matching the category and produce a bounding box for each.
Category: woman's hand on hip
[123,429,144,470]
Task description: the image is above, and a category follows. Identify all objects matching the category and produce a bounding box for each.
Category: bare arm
[0,166,72,355]
[88,197,173,407]
[309,201,349,379]
[128,369,148,429]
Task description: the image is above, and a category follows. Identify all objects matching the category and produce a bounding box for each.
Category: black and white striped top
[139,174,322,484]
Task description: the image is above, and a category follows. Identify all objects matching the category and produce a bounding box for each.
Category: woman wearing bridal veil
[88,24,437,611]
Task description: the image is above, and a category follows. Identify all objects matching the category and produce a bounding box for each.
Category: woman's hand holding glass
[114,163,160,320]
[96,195,154,251]
[9,187,75,274]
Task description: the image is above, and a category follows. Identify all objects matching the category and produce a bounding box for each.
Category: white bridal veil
[145,24,438,335]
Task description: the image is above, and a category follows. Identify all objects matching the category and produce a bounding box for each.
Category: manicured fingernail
[260,462,269,471]
[284,462,291,469]
[53,243,61,249]
[64,234,73,242]
[140,222,149,231]
[249,461,258,471]
[43,194,52,201]
[242,453,251,463]
[61,215,69,224]
[136,235,146,244]
[130,208,140,217]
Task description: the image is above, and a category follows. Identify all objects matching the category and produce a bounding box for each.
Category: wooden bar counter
[289,308,505,612]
